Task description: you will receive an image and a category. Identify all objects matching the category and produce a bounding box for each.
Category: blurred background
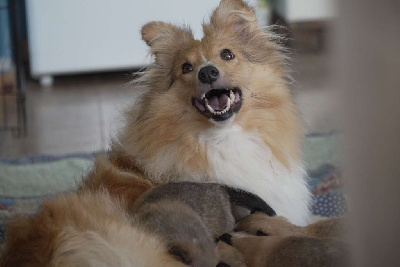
[1,1,400,265]
[0,0,337,158]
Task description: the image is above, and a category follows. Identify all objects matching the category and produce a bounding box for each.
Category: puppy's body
[235,213,347,241]
[218,214,349,267]
[132,182,276,236]
[222,234,349,267]
[82,0,311,226]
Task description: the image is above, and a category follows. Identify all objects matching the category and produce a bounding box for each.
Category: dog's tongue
[208,94,229,111]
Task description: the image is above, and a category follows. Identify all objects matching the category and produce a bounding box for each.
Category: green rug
[0,158,92,197]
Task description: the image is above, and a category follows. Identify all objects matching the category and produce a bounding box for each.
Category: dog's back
[1,191,184,267]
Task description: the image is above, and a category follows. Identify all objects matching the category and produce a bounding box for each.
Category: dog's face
[140,0,286,126]
[172,40,244,123]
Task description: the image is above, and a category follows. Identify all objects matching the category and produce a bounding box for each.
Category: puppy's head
[134,200,222,267]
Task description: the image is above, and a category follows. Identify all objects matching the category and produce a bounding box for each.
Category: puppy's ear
[141,21,194,66]
[205,0,258,37]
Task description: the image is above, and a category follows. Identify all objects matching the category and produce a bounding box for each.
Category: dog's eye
[220,49,235,60]
[182,63,194,74]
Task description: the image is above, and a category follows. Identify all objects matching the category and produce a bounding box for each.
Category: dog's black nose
[198,66,219,84]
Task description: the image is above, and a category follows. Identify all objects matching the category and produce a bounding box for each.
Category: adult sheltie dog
[2,0,311,265]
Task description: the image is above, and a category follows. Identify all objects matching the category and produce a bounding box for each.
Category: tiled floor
[0,73,139,158]
[0,53,338,159]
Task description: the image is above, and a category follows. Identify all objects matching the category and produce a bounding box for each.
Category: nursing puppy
[131,182,275,266]
[81,0,310,226]
[132,182,276,236]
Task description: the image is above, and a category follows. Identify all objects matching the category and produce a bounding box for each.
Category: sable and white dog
[83,0,311,226]
[2,0,312,265]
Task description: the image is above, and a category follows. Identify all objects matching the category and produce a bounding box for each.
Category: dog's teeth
[201,93,206,99]
[226,97,231,110]
[230,90,235,103]
[205,91,234,116]
[206,103,215,113]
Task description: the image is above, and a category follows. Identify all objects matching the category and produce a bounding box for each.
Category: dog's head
[128,0,302,170]
[139,0,288,125]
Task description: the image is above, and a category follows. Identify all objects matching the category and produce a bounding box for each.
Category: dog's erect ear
[205,0,258,37]
[141,21,194,66]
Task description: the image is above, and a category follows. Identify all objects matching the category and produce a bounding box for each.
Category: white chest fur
[200,125,311,226]
[141,124,311,226]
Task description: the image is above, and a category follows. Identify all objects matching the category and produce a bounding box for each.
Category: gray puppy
[131,182,275,267]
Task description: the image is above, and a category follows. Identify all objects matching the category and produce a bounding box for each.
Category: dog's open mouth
[191,88,242,121]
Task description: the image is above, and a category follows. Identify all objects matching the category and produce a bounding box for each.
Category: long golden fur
[1,191,185,267]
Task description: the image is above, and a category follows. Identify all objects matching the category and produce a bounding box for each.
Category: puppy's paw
[256,230,269,236]
[217,237,246,267]
[217,233,233,246]
[235,213,304,237]
[216,261,231,267]
[250,206,276,217]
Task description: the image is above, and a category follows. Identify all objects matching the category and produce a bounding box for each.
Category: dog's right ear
[141,22,194,66]
[204,0,258,39]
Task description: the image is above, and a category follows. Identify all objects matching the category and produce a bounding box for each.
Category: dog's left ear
[204,0,258,38]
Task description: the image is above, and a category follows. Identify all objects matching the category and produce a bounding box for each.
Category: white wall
[276,0,336,22]
[26,0,258,79]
